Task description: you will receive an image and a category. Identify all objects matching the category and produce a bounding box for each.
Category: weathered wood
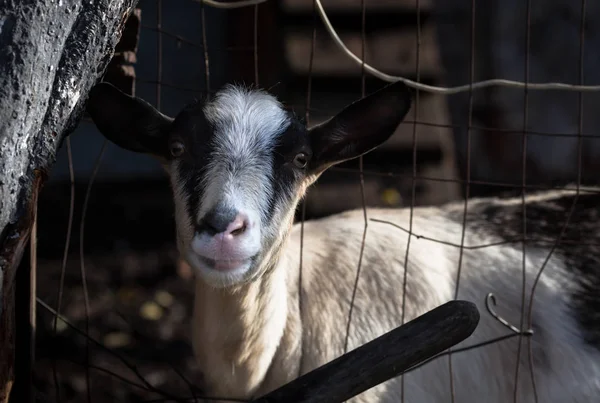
[253,300,480,403]
[282,0,433,12]
[284,24,441,79]
[104,7,141,96]
[0,1,139,400]
[304,179,389,217]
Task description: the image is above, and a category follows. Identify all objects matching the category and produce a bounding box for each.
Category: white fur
[270,200,600,402]
[180,195,600,402]
[117,86,600,401]
[200,84,289,226]
[180,86,291,288]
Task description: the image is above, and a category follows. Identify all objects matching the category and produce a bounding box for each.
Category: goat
[86,81,600,402]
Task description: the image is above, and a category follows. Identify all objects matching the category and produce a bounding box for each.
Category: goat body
[87,81,600,402]
[193,189,600,402]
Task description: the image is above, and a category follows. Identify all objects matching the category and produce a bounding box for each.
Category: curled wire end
[485,293,534,336]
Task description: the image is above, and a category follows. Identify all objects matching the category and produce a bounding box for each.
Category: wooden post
[253,300,480,403]
[103,8,142,97]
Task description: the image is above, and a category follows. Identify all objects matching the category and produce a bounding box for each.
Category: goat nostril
[230,223,247,236]
[197,209,250,237]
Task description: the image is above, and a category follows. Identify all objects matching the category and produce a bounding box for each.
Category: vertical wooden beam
[103,8,142,96]
[3,171,43,403]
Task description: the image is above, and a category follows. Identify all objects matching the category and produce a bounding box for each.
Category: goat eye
[170,140,185,157]
[293,152,309,168]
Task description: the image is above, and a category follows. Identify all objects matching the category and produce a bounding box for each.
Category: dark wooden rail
[253,300,480,403]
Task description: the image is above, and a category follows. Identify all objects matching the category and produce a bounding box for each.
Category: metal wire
[38,0,600,402]
[400,1,422,400]
[253,3,259,86]
[37,298,245,403]
[78,139,108,403]
[297,0,318,382]
[446,0,476,398]
[343,0,369,358]
[156,0,163,110]
[513,0,533,400]
[142,0,600,96]
[201,0,211,92]
[525,1,587,402]
[142,24,254,52]
[193,0,267,9]
[51,136,75,403]
[311,0,600,94]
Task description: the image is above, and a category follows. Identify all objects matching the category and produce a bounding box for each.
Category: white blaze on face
[171,85,292,287]
[199,86,291,232]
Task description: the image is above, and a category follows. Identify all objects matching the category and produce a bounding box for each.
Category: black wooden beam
[253,300,480,403]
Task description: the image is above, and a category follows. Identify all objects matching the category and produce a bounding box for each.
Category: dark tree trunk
[0,1,139,400]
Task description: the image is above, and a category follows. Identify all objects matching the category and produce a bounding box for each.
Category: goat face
[86,82,412,288]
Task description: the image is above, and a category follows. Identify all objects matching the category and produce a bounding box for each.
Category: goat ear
[86,82,174,158]
[308,81,412,171]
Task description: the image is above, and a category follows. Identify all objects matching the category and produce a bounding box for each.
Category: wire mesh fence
[23,0,600,402]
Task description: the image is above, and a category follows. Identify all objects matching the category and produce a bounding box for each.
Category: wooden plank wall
[433,0,600,197]
[280,0,461,218]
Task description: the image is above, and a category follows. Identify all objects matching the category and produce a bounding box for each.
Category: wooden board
[302,91,461,213]
[386,93,453,150]
[282,0,432,12]
[284,24,441,79]
[416,164,462,206]
[304,162,461,217]
[304,179,387,218]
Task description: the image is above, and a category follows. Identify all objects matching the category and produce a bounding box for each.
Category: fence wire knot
[485,293,534,336]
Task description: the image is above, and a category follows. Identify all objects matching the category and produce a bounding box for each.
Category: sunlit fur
[187,187,600,402]
[87,82,600,402]
[171,90,600,401]
[169,86,306,289]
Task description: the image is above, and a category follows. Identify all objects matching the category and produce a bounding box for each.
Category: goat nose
[224,216,248,236]
[197,208,249,237]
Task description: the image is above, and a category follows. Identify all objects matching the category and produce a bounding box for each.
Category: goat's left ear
[308,81,412,171]
[86,82,174,159]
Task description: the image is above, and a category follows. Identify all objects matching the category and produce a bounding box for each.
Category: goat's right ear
[307,80,413,173]
[86,82,173,158]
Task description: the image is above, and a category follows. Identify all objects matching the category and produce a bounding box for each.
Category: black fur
[264,111,312,225]
[171,101,216,224]
[450,189,600,350]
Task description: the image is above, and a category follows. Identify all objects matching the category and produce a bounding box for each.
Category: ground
[31,181,205,403]
[34,248,204,403]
